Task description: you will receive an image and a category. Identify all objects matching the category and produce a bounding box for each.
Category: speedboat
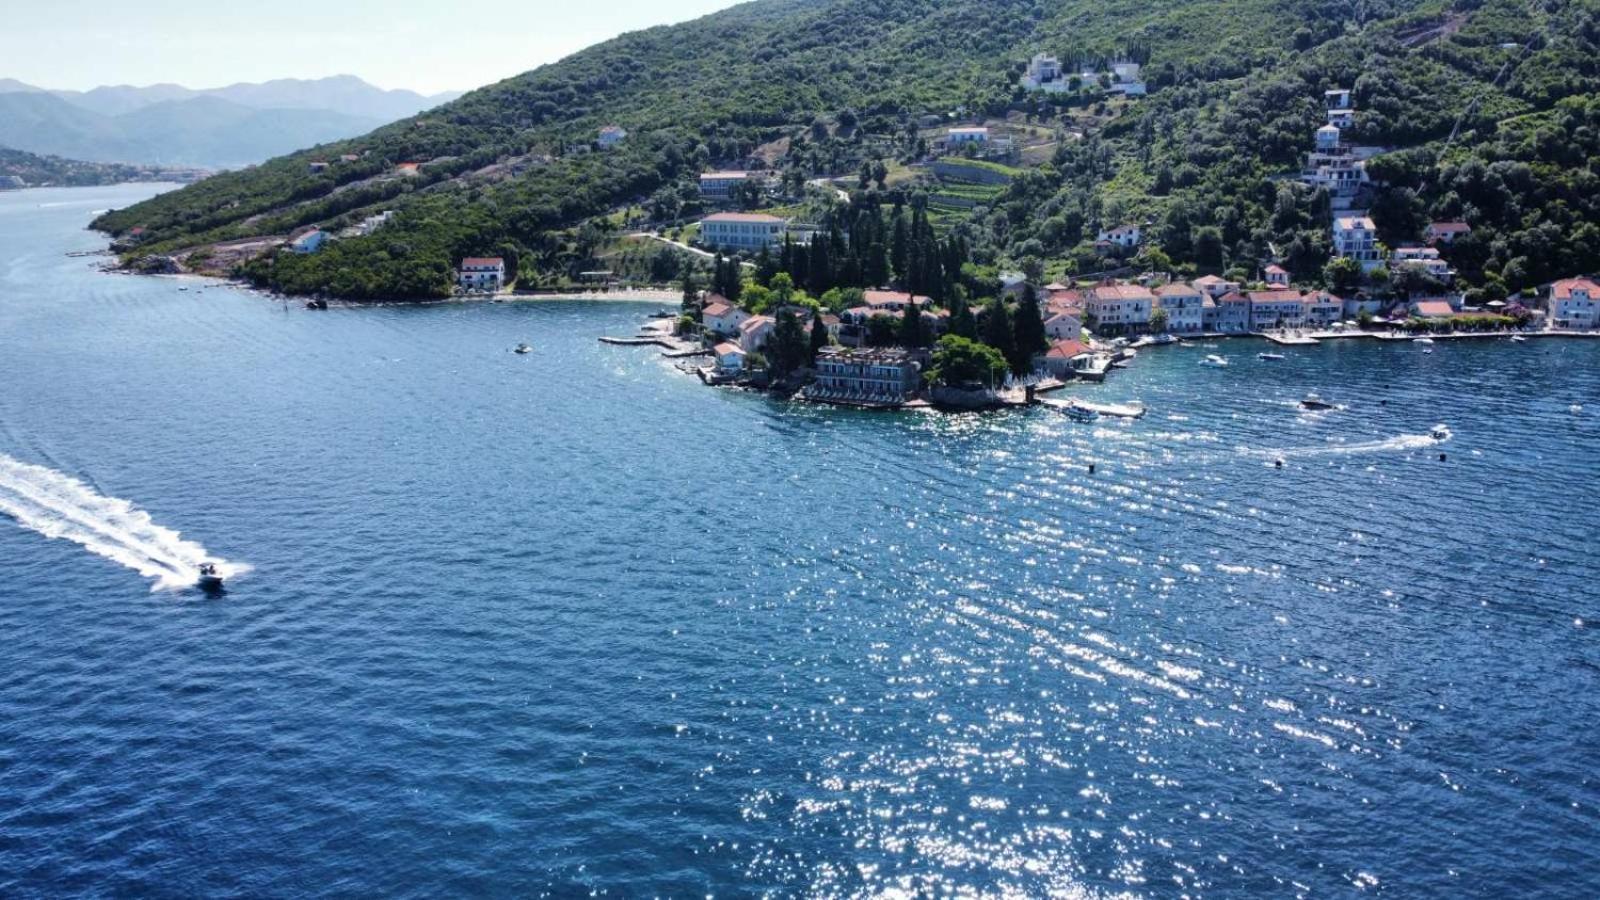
[1430,424,1452,442]
[1064,403,1100,423]
[1200,354,1229,368]
[514,343,532,354]
[1154,334,1179,345]
[1422,348,1434,354]
[1414,337,1435,345]
[1510,335,1528,343]
[1300,393,1336,411]
[196,562,224,591]
[1258,352,1286,361]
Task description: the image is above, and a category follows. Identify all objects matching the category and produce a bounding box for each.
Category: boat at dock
[1510,335,1528,343]
[1200,354,1229,368]
[1414,337,1435,345]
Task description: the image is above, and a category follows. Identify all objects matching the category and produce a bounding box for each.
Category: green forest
[93,0,1600,302]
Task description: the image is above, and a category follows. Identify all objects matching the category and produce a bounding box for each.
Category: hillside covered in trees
[92,0,1600,301]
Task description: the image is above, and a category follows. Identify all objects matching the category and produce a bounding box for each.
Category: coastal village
[575,79,1595,412]
[119,71,1597,414]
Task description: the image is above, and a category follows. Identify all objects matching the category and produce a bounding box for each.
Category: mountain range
[0,76,462,168]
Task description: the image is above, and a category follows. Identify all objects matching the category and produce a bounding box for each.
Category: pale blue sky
[1,0,746,95]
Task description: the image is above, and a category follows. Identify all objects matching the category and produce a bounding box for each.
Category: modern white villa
[699,213,787,251]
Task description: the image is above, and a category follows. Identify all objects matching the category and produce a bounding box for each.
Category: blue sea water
[1,184,1598,897]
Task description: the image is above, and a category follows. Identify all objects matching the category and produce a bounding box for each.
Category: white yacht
[1414,337,1435,345]
[1200,354,1229,368]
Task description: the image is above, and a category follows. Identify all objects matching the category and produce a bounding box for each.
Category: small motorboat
[1422,348,1434,354]
[1064,403,1100,423]
[513,343,532,354]
[1430,424,1453,442]
[1510,335,1528,343]
[1414,337,1435,345]
[196,562,224,591]
[1258,352,1286,361]
[1300,393,1336,411]
[1200,354,1229,368]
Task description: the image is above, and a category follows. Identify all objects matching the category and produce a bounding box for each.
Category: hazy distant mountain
[0,75,460,120]
[0,75,460,166]
[0,91,384,168]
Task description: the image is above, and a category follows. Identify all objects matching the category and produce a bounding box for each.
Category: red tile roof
[863,290,931,307]
[702,300,735,318]
[714,342,743,356]
[1429,221,1471,234]
[1046,339,1090,359]
[1414,301,1455,317]
[1551,278,1600,299]
[1091,284,1155,301]
[1155,282,1201,297]
[461,257,504,267]
[1247,290,1304,304]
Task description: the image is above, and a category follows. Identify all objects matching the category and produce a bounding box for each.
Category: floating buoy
[1439,453,1448,462]
[1275,458,1285,469]
[1088,463,1096,475]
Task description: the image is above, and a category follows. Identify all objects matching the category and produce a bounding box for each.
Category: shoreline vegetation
[86,0,1600,317]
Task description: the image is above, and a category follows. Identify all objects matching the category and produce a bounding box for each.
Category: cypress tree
[982,299,1017,371]
[949,289,977,339]
[809,312,830,362]
[1012,285,1048,375]
[899,299,927,348]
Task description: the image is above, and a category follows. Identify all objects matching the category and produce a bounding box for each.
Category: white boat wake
[1239,433,1444,460]
[0,453,246,591]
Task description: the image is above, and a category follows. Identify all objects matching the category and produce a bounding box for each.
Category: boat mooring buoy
[1439,452,1447,462]
[1275,458,1285,469]
[1088,463,1096,475]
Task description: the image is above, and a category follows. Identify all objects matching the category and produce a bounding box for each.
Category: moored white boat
[1200,354,1229,368]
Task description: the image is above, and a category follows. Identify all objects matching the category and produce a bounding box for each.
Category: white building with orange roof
[1216,290,1252,333]
[1044,309,1083,340]
[713,342,747,373]
[1039,338,1093,378]
[739,315,776,352]
[1549,278,1600,329]
[1247,289,1308,330]
[457,256,504,290]
[1192,274,1240,299]
[1085,282,1154,333]
[1264,264,1291,287]
[701,295,751,336]
[1154,282,1205,333]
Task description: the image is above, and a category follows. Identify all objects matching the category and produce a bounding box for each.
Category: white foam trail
[1240,433,1441,459]
[0,453,245,591]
